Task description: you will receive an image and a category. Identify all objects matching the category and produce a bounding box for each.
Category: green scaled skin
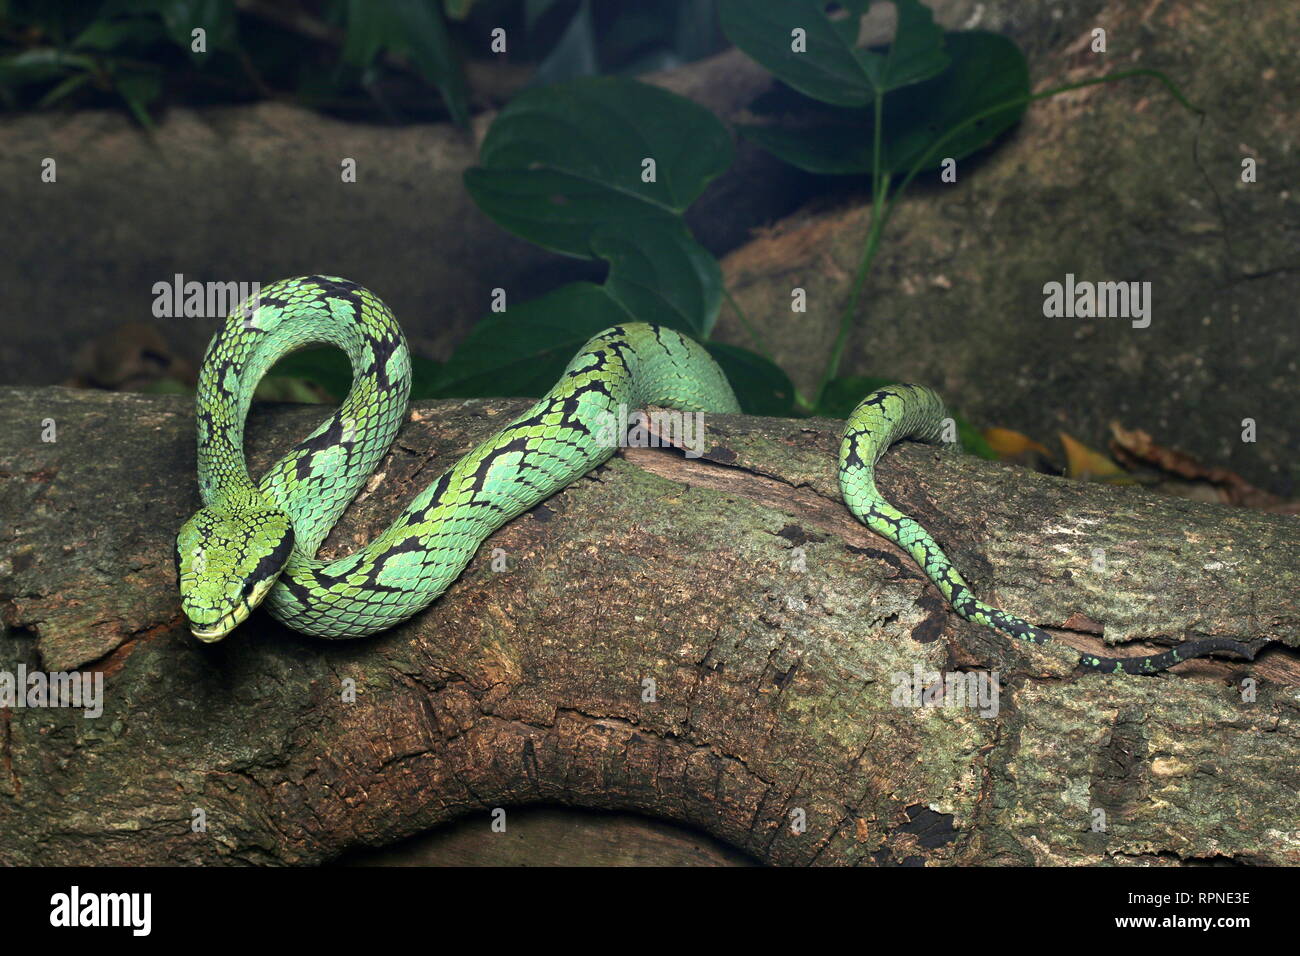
[177,276,1253,674]
[177,276,739,640]
[839,384,1254,675]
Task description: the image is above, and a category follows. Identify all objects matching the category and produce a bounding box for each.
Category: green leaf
[737,32,1029,176]
[718,0,947,107]
[72,17,166,51]
[34,71,94,108]
[435,282,633,398]
[407,355,444,401]
[442,0,478,21]
[955,419,996,460]
[263,348,440,403]
[266,347,354,401]
[341,0,390,67]
[464,76,732,257]
[593,221,722,338]
[533,0,598,84]
[705,343,794,416]
[0,49,97,87]
[877,30,1028,174]
[112,68,162,127]
[156,0,238,56]
[856,0,947,94]
[342,0,469,126]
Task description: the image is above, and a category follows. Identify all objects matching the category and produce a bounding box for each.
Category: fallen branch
[0,386,1296,865]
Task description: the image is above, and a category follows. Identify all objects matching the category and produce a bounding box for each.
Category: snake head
[176,504,295,642]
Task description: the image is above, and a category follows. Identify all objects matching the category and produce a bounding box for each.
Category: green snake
[177,276,1252,675]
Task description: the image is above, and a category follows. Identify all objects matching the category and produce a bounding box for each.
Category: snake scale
[177,276,1252,675]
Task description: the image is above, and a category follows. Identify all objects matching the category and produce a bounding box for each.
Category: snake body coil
[177,277,1251,674]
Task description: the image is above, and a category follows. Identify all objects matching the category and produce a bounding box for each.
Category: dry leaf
[1058,431,1132,483]
[1109,422,1286,509]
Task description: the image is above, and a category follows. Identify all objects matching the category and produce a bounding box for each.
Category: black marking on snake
[294,418,350,481]
[277,571,317,606]
[841,437,870,472]
[367,329,403,389]
[247,529,296,593]
[649,324,676,355]
[249,294,289,314]
[307,275,365,299]
[359,541,424,592]
[552,394,597,436]
[407,472,455,525]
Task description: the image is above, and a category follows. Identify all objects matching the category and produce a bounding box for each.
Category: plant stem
[818,90,888,401]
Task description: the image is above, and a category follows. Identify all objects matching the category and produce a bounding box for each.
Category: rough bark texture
[1,386,1297,866]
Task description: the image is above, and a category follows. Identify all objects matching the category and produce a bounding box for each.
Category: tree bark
[0,386,1297,865]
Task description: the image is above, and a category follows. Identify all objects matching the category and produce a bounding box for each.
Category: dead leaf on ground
[1058,431,1134,483]
[1109,422,1289,511]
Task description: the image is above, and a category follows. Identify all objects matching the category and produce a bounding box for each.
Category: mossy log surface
[1,386,1297,865]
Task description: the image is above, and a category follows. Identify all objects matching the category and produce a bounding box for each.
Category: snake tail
[177,276,739,640]
[838,384,1254,675]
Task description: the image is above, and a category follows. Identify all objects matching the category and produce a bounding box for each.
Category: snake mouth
[190,602,251,642]
[187,576,279,642]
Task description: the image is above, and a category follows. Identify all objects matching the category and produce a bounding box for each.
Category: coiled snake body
[177,276,1251,675]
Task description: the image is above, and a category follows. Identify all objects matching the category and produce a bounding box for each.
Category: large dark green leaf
[593,221,722,338]
[718,0,947,107]
[705,343,794,416]
[464,166,682,258]
[738,32,1029,176]
[464,76,732,257]
[875,30,1028,175]
[434,282,633,398]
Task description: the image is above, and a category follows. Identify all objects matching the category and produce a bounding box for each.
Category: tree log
[0,386,1297,865]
